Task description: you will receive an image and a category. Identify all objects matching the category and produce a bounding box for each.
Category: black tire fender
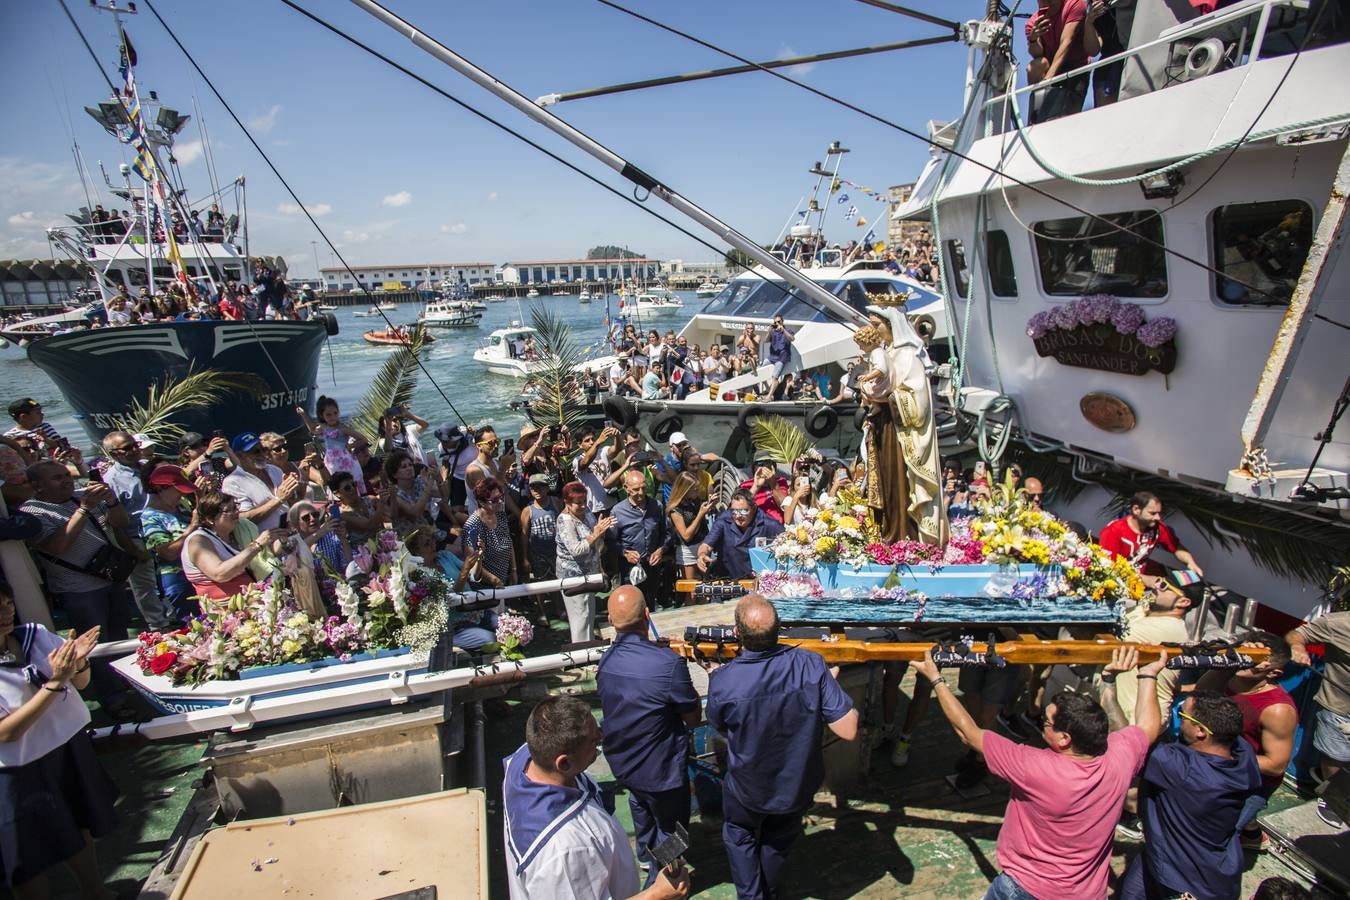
[321,312,340,336]
[736,403,767,431]
[805,404,839,438]
[648,409,683,444]
[602,395,639,428]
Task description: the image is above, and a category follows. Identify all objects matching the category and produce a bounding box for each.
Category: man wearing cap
[101,431,176,629]
[435,424,477,508]
[656,433,719,506]
[140,463,200,620]
[222,432,301,530]
[6,398,65,450]
[706,594,858,899]
[697,489,784,581]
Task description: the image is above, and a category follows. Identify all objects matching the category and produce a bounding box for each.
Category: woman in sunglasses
[462,477,516,592]
[326,471,394,549]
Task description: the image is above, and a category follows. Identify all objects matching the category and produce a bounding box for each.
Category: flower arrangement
[489,614,535,661]
[758,570,826,599]
[135,531,453,687]
[767,487,879,567]
[1026,294,1177,348]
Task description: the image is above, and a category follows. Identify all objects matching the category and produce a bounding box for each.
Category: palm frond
[527,306,586,431]
[118,368,267,449]
[350,325,430,442]
[750,415,813,465]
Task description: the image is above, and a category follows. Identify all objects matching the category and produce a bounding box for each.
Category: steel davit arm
[349,0,868,328]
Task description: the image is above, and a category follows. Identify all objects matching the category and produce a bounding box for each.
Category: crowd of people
[1,387,1345,898]
[85,200,233,245]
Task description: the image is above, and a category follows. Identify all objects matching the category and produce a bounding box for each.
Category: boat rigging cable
[537,35,959,106]
[346,0,866,332]
[134,0,481,426]
[271,0,860,333]
[593,0,1290,301]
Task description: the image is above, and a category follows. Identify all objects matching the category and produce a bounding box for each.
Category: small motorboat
[378,301,399,311]
[353,306,381,317]
[526,288,540,299]
[318,303,338,311]
[578,289,592,303]
[695,281,720,297]
[363,328,435,346]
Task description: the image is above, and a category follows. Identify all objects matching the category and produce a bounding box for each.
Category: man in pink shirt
[914,647,1167,899]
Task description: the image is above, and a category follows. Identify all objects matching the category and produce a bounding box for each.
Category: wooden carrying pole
[666,637,1271,667]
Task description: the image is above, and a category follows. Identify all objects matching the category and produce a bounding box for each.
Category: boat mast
[351,0,868,328]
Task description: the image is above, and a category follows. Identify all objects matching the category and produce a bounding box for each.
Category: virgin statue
[853,303,948,546]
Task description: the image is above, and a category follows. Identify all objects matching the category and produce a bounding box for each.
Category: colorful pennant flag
[843,206,858,221]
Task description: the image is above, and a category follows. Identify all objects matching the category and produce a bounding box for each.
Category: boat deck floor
[47,602,1333,898]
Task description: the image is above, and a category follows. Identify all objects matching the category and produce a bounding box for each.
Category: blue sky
[1,0,978,277]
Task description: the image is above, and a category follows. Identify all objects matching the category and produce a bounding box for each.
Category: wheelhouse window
[1033,210,1167,297]
[945,239,970,299]
[1211,199,1313,306]
[986,230,1018,298]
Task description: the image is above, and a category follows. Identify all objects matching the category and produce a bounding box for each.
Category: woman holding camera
[666,472,716,592]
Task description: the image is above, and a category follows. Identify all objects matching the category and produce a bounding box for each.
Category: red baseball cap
[147,464,195,494]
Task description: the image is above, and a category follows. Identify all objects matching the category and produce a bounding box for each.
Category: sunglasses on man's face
[299,513,320,523]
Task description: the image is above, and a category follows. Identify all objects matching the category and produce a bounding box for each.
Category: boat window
[945,239,970,299]
[775,281,848,321]
[1211,199,1313,307]
[1033,210,1167,298]
[700,279,791,317]
[986,230,1018,298]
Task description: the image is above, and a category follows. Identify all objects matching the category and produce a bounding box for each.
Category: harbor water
[0,293,700,448]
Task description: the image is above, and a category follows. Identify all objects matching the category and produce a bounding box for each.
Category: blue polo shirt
[706,644,853,814]
[1139,738,1261,900]
[703,510,784,580]
[606,497,669,557]
[596,631,699,792]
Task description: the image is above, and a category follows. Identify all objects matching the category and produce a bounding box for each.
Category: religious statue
[853,303,948,546]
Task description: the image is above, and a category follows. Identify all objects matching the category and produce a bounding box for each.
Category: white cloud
[440,222,468,235]
[6,211,37,227]
[342,229,372,243]
[486,191,498,202]
[174,139,203,166]
[382,191,412,208]
[277,202,332,217]
[248,104,283,133]
[777,45,816,76]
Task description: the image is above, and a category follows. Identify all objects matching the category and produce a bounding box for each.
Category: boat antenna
[272,0,861,332]
[137,0,473,428]
[348,0,867,329]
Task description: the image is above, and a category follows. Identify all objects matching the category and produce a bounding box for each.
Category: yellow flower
[795,527,809,543]
[286,614,309,629]
[281,639,301,656]
[836,515,861,533]
[818,510,834,525]
[813,536,838,556]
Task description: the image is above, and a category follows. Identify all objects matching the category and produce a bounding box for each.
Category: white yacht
[473,323,546,376]
[377,301,398,311]
[418,297,483,328]
[695,281,720,297]
[895,0,1350,617]
[525,288,540,299]
[578,289,592,303]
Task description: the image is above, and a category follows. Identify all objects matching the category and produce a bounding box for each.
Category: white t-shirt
[608,363,626,385]
[503,745,640,900]
[574,454,615,513]
[222,464,286,530]
[0,624,92,767]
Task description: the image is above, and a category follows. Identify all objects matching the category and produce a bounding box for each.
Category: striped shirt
[6,421,64,451]
[20,494,115,592]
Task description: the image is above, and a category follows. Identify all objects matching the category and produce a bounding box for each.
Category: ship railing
[983,0,1318,121]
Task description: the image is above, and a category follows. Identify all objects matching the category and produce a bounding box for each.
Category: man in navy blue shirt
[706,595,858,898]
[765,315,794,400]
[697,490,784,581]
[596,586,701,885]
[608,469,673,606]
[1114,691,1263,900]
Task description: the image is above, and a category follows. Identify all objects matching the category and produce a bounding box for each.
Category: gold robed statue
[853,303,948,546]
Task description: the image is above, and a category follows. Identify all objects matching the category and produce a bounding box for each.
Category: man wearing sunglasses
[915,645,1166,900]
[697,490,782,581]
[1112,686,1260,900]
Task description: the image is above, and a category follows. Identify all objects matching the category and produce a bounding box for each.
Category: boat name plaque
[1033,325,1177,376]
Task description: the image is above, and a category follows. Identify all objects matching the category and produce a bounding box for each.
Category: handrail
[983,0,1310,108]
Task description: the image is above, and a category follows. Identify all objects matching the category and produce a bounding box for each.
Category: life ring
[805,404,838,438]
[603,395,638,428]
[648,409,683,444]
[321,312,340,336]
[912,313,937,344]
[736,403,766,431]
[853,404,868,431]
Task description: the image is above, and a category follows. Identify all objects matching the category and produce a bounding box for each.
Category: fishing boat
[20,28,332,446]
[525,287,540,298]
[695,280,720,297]
[890,0,1350,618]
[377,301,399,310]
[578,288,592,302]
[363,327,435,346]
[418,297,482,328]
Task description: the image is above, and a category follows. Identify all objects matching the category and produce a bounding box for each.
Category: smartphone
[329,501,342,521]
[503,438,515,455]
[212,429,224,439]
[796,476,810,490]
[303,441,319,458]
[87,466,103,483]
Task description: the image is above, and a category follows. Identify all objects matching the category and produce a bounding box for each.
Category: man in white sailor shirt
[503,696,690,900]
